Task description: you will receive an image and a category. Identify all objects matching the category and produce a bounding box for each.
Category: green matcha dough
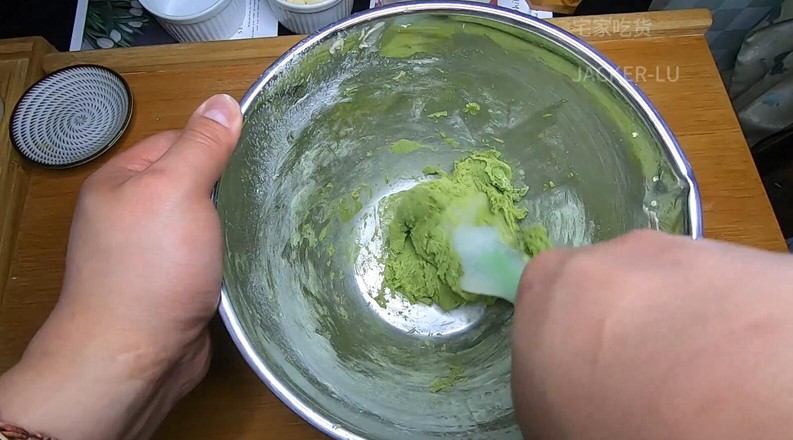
[429,365,467,393]
[382,150,550,311]
[390,139,424,154]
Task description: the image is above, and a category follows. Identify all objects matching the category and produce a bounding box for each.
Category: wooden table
[0,9,785,439]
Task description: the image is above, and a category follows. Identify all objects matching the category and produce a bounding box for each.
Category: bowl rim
[271,0,344,13]
[139,0,234,23]
[215,3,704,439]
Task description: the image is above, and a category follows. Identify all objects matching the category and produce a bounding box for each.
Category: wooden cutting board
[0,9,785,439]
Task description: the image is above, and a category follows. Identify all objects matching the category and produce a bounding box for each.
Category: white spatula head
[453,225,528,303]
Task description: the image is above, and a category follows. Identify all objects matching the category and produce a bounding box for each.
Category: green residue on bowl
[304,224,318,247]
[437,130,459,148]
[374,291,389,308]
[521,224,552,257]
[353,184,370,200]
[390,139,424,154]
[290,231,301,247]
[338,184,370,222]
[343,86,358,97]
[379,19,452,58]
[427,111,448,119]
[464,102,480,115]
[382,150,550,311]
[291,223,318,248]
[315,327,332,339]
[543,180,557,191]
[429,365,467,393]
[348,242,361,264]
[319,224,329,241]
[422,165,443,176]
[338,196,362,222]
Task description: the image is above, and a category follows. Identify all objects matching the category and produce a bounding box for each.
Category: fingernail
[200,94,240,129]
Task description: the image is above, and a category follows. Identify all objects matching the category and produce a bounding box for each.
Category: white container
[268,0,354,34]
[139,0,245,42]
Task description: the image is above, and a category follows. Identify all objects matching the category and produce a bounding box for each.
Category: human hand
[512,230,793,439]
[0,94,242,440]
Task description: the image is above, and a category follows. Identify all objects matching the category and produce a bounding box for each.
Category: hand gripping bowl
[214,3,703,439]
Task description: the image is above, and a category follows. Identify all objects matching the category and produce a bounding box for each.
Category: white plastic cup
[139,0,246,42]
[268,0,354,35]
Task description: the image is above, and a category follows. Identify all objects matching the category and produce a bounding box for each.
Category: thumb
[150,94,242,192]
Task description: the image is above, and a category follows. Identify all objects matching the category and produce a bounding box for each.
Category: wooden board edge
[0,37,56,302]
[42,35,306,74]
[41,9,711,74]
[551,9,712,42]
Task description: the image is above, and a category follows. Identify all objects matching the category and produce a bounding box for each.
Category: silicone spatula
[452,225,529,303]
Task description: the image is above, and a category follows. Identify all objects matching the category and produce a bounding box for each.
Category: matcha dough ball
[382,150,550,311]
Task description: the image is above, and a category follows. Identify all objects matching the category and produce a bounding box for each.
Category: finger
[517,248,571,304]
[150,94,242,193]
[595,229,691,270]
[97,130,181,179]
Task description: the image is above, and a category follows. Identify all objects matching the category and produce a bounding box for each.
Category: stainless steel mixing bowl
[215,3,702,439]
